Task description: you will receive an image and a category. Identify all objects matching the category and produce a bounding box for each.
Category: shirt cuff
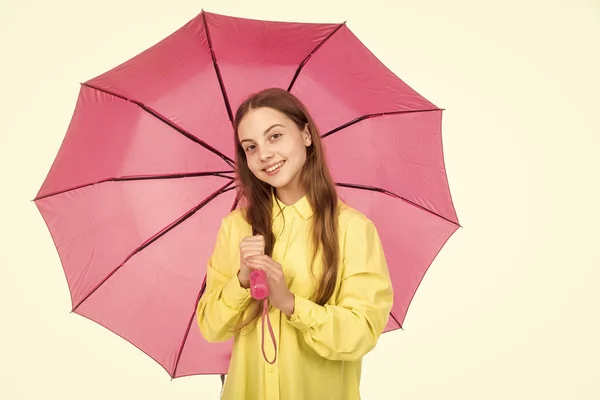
[287,294,326,332]
[221,273,252,311]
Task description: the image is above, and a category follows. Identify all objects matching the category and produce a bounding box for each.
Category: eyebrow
[239,124,285,144]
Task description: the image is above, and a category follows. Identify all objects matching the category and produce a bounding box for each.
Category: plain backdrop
[1,0,598,399]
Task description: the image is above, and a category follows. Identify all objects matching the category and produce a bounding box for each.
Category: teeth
[266,161,284,172]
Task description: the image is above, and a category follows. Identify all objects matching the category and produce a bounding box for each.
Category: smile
[264,161,285,173]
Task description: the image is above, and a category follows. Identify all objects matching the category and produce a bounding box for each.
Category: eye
[245,144,256,152]
[270,133,282,140]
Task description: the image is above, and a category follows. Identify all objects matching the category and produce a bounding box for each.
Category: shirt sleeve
[196,215,252,343]
[286,214,394,361]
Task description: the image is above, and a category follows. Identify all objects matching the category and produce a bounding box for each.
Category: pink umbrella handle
[260,299,277,365]
[250,270,269,300]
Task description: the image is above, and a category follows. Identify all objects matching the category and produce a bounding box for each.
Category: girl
[196,88,393,400]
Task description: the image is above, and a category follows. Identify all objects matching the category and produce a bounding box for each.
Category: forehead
[237,107,292,139]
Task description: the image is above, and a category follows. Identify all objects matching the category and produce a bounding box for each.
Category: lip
[262,160,285,171]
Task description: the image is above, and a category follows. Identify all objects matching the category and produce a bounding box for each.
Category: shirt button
[268,365,276,373]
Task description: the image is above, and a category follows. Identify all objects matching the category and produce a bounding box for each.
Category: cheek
[245,153,261,172]
[283,141,306,160]
[291,145,308,164]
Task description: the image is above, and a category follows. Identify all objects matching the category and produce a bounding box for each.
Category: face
[237,107,312,197]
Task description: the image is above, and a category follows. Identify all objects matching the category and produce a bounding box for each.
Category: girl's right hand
[238,235,265,288]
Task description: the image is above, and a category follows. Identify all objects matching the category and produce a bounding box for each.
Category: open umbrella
[34,10,460,378]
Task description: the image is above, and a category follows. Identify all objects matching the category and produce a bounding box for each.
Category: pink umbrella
[34,10,460,378]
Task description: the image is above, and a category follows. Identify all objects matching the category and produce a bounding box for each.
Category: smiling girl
[196,87,393,400]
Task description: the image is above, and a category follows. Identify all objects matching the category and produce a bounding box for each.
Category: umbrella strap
[219,301,276,395]
[261,298,277,365]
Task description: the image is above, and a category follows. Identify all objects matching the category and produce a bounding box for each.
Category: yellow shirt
[196,194,394,400]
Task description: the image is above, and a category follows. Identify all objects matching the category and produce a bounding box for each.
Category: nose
[259,146,274,161]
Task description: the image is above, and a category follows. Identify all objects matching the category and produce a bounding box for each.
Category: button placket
[279,209,296,277]
[264,310,280,400]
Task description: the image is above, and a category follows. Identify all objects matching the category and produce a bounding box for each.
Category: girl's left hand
[246,255,295,317]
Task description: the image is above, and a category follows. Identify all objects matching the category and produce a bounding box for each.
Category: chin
[250,171,284,186]
[268,182,288,189]
[262,175,291,188]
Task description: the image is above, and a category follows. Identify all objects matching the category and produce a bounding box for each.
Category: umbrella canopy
[34,10,460,378]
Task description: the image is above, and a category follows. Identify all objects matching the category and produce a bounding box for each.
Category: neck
[274,186,305,206]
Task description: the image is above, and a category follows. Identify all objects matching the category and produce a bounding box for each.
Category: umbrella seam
[71,180,235,312]
[288,22,346,92]
[202,11,234,125]
[80,82,236,168]
[321,108,443,139]
[335,182,460,227]
[33,172,235,201]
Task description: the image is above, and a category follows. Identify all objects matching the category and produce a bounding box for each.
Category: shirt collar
[271,190,314,220]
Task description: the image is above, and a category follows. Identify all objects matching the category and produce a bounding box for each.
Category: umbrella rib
[202,11,234,125]
[229,192,241,212]
[71,180,236,312]
[335,182,460,227]
[82,83,235,168]
[33,171,235,201]
[174,275,208,378]
[287,22,346,92]
[173,188,242,377]
[389,312,403,330]
[321,108,443,139]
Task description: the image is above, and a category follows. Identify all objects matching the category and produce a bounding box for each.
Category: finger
[242,256,261,267]
[262,263,280,282]
[248,262,274,282]
[241,248,263,256]
[264,266,282,284]
[241,249,264,261]
[240,242,264,252]
[246,259,271,277]
[245,254,265,266]
[248,258,281,282]
[243,246,265,254]
[240,243,265,254]
[247,254,270,262]
[249,255,282,270]
[240,245,262,253]
[240,243,265,251]
[241,235,264,243]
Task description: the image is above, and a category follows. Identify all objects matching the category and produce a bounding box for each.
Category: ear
[303,124,312,147]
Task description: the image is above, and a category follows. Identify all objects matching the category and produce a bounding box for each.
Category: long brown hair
[232,88,339,332]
